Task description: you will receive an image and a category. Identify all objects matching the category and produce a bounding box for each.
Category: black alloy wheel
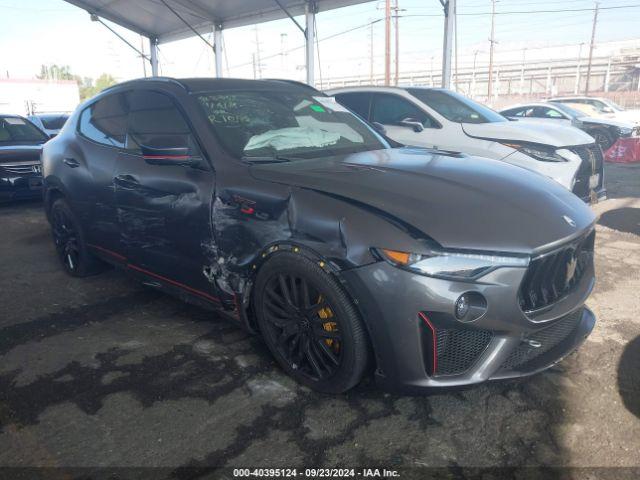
[255,252,370,393]
[592,130,614,150]
[50,198,106,277]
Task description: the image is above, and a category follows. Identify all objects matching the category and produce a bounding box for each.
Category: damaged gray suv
[42,78,597,393]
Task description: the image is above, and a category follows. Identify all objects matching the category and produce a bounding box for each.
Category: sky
[0,0,639,84]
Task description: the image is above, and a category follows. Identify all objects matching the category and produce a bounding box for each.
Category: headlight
[617,126,634,137]
[501,142,567,162]
[375,248,529,281]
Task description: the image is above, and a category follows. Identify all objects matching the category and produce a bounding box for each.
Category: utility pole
[454,3,458,91]
[575,42,584,94]
[585,2,599,95]
[441,0,455,88]
[487,0,496,100]
[471,50,479,97]
[252,53,257,79]
[369,20,374,83]
[140,36,147,77]
[254,25,262,79]
[519,48,526,95]
[394,0,399,86]
[384,0,391,85]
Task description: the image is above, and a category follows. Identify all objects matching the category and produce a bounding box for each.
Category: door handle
[63,157,80,168]
[114,174,140,187]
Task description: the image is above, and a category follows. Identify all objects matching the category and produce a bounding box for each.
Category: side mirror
[399,118,424,132]
[601,106,614,114]
[371,122,387,135]
[140,145,197,167]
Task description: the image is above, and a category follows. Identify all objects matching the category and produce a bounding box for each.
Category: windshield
[39,114,69,130]
[197,90,388,161]
[549,102,584,118]
[0,116,48,144]
[407,88,507,124]
[603,99,624,111]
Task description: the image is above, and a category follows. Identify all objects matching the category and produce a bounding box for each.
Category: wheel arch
[240,241,378,372]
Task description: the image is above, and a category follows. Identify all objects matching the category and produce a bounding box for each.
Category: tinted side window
[371,94,437,128]
[126,90,196,152]
[334,92,371,120]
[79,93,127,148]
[502,107,526,117]
[534,107,564,118]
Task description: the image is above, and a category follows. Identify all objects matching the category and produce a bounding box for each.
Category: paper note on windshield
[313,96,350,113]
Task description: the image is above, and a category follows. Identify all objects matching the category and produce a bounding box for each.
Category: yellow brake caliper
[317,295,338,351]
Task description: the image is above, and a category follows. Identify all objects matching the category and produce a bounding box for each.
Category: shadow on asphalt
[598,207,640,235]
[617,335,640,419]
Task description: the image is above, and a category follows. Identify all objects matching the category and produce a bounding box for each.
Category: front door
[113,89,216,297]
[370,93,442,148]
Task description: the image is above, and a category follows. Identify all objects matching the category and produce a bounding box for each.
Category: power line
[402,4,640,16]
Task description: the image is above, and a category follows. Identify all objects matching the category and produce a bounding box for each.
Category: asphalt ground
[0,163,639,478]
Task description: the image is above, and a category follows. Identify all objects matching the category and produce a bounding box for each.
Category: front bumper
[0,173,43,202]
[341,254,595,392]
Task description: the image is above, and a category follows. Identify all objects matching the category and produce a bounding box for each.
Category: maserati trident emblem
[563,215,576,227]
[565,255,578,286]
[32,164,42,174]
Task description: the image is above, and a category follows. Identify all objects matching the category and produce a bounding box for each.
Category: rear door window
[533,107,564,119]
[79,93,128,148]
[371,93,438,128]
[334,92,371,120]
[125,90,198,153]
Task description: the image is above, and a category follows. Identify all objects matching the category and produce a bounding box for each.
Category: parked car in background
[328,86,605,203]
[500,102,638,150]
[42,77,597,393]
[0,114,47,202]
[549,96,640,125]
[28,113,70,138]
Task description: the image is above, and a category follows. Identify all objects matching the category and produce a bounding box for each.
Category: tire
[254,252,370,393]
[50,198,107,277]
[592,129,614,151]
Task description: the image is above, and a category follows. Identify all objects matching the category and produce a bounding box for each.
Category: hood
[461,120,593,147]
[612,110,640,125]
[250,147,596,254]
[0,144,42,164]
[579,116,635,129]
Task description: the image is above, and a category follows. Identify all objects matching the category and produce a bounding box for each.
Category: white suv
[327,86,605,202]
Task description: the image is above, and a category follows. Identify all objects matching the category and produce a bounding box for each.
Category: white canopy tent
[62,0,456,88]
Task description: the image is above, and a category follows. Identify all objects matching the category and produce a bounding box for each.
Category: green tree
[37,64,74,81]
[77,74,117,101]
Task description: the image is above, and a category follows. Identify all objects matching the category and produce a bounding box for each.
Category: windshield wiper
[242,155,292,164]
[242,153,313,163]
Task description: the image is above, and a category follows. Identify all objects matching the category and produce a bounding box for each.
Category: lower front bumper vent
[501,308,584,371]
[419,313,492,377]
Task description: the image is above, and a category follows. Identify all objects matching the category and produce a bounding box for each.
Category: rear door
[113,89,216,296]
[72,92,128,254]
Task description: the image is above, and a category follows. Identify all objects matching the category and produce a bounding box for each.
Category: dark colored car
[42,78,597,393]
[1,114,48,202]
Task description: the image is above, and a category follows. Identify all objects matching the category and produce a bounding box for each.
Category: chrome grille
[570,144,604,198]
[518,229,595,313]
[1,163,41,175]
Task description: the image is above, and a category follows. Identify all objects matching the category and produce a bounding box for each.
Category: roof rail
[263,78,320,93]
[102,76,187,93]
